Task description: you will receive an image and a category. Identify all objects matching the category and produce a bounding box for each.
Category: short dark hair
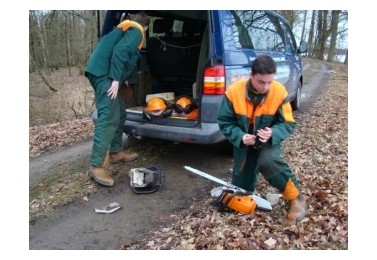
[133,11,150,27]
[251,55,276,75]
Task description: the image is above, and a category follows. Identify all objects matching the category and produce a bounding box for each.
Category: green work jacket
[217,79,296,170]
[85,26,142,84]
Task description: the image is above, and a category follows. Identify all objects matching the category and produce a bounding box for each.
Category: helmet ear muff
[161,104,173,117]
[175,104,184,114]
[183,104,194,114]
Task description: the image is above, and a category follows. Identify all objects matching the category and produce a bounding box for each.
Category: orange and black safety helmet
[175,96,194,114]
[146,97,167,115]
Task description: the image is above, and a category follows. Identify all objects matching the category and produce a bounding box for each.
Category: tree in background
[29,10,106,74]
[30,10,348,74]
[277,10,348,63]
[327,10,341,63]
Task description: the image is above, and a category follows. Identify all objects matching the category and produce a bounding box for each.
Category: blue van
[96,10,307,144]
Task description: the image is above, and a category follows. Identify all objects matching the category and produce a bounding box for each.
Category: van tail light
[203,65,225,95]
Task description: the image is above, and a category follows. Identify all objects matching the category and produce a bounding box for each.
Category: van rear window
[230,10,287,52]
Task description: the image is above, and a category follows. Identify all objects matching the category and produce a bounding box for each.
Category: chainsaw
[184,166,272,213]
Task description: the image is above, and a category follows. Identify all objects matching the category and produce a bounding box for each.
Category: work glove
[107,80,120,99]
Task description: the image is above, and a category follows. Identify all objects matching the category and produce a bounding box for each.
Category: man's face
[250,72,274,94]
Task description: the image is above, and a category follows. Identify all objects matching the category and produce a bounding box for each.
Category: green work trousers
[86,73,126,167]
[232,143,300,193]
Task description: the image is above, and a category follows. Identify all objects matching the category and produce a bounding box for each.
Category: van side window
[280,21,297,53]
[230,10,286,52]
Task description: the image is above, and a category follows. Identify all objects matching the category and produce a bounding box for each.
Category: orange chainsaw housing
[217,190,257,214]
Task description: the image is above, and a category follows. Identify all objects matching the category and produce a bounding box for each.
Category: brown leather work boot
[110,151,139,163]
[88,166,114,187]
[287,194,307,222]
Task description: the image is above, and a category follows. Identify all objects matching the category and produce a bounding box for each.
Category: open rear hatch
[121,16,206,128]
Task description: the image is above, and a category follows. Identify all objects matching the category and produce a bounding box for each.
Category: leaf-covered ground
[29,63,348,250]
[29,118,94,157]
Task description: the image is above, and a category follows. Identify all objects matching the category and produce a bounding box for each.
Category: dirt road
[29,59,332,249]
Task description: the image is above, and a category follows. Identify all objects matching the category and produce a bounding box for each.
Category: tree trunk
[29,11,55,91]
[318,10,328,60]
[327,10,340,62]
[307,10,316,57]
[64,12,72,76]
[30,11,49,72]
[29,12,38,72]
[313,10,323,59]
[300,10,307,43]
[313,10,329,60]
[344,49,348,65]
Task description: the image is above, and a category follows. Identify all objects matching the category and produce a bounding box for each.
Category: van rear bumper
[123,121,225,144]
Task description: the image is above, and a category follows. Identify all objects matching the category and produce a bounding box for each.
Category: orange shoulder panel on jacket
[255,81,287,116]
[225,79,251,116]
[116,20,144,50]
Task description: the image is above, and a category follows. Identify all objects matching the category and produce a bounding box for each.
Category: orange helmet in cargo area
[175,96,194,114]
[146,97,167,115]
